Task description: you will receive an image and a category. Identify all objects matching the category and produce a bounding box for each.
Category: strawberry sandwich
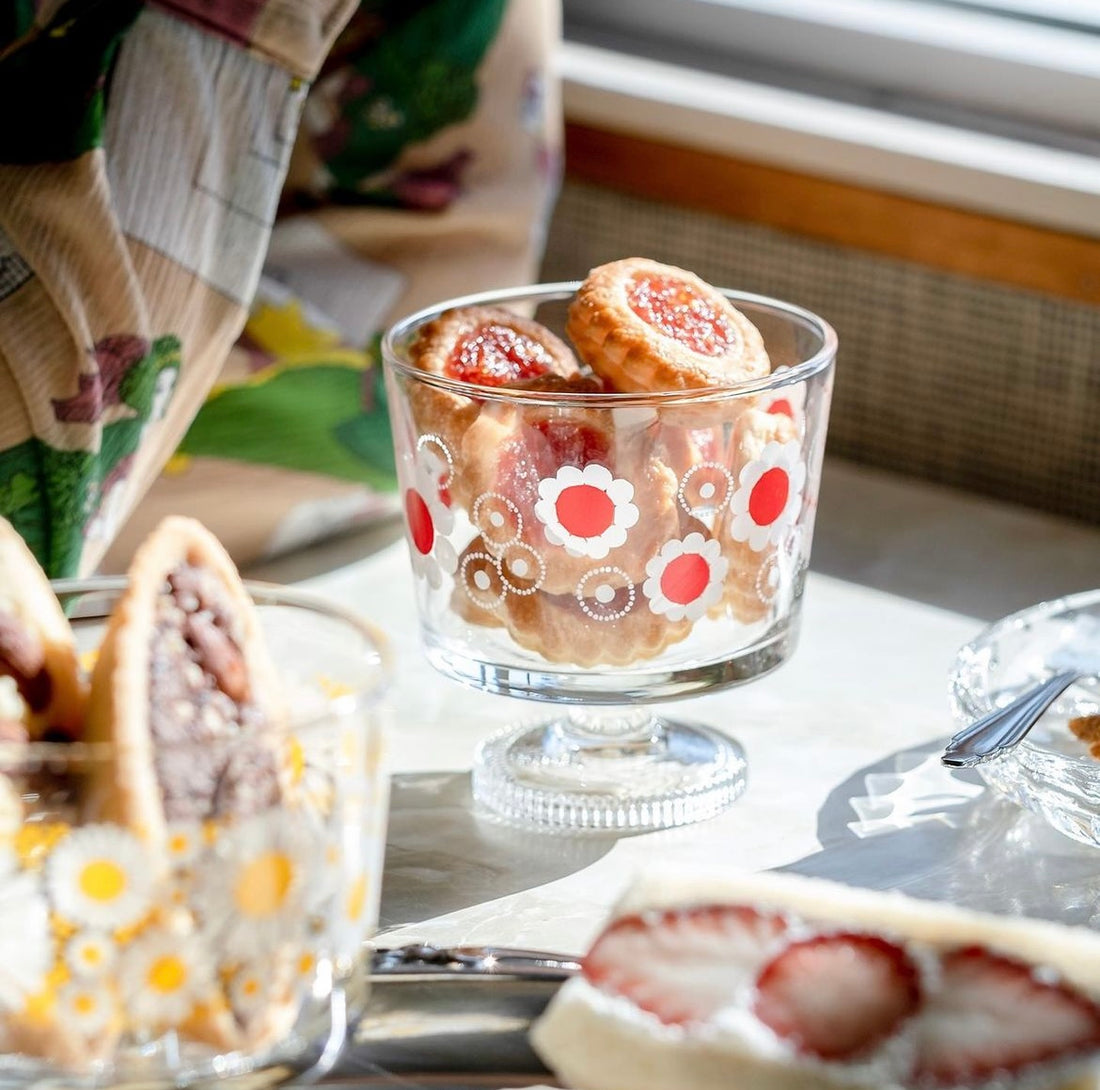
[531,869,1100,1090]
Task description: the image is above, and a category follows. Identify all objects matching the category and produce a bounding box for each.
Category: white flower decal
[575,567,636,622]
[728,440,806,552]
[643,533,728,622]
[165,822,205,870]
[759,369,806,431]
[498,541,545,595]
[678,461,735,518]
[0,872,50,1012]
[46,824,154,931]
[534,463,639,559]
[192,810,312,960]
[57,981,117,1036]
[459,549,507,611]
[472,491,523,551]
[118,929,214,1028]
[405,441,457,588]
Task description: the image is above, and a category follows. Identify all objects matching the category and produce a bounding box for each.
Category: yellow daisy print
[56,981,116,1036]
[46,824,153,930]
[165,822,204,870]
[64,931,117,979]
[228,961,271,1021]
[194,812,312,960]
[118,931,213,1028]
[330,867,375,961]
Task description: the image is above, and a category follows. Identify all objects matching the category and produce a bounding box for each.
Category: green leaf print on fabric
[331,365,396,471]
[178,363,397,491]
[313,0,506,194]
[0,0,143,163]
[0,334,180,576]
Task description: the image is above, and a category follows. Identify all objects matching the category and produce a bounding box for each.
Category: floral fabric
[0,0,561,575]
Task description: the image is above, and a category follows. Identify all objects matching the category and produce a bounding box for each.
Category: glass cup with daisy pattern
[383,281,835,832]
[0,580,390,1088]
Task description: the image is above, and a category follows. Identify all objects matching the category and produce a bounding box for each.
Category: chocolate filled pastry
[406,304,583,457]
[0,517,87,740]
[84,517,292,1050]
[567,258,771,393]
[85,516,287,843]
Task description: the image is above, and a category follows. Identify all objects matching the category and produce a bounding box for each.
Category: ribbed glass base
[471,710,747,831]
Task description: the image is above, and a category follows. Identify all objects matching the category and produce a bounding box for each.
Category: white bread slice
[531,868,1100,1090]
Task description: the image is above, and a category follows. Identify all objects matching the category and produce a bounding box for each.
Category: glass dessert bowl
[950,588,1100,848]
[0,577,391,1089]
[383,264,836,832]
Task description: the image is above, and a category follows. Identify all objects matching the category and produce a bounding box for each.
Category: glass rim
[949,586,1100,723]
[3,575,396,764]
[381,280,838,404]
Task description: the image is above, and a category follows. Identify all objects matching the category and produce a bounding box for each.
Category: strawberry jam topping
[446,323,556,387]
[627,274,735,357]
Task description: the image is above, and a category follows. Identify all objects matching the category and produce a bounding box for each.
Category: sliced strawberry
[752,932,921,1061]
[582,904,787,1026]
[912,945,1100,1087]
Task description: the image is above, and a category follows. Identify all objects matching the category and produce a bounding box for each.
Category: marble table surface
[264,458,1100,963]
[244,457,1100,1081]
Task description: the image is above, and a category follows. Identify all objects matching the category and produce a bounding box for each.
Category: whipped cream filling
[536,919,1099,1090]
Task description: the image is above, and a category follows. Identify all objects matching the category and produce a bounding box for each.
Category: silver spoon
[941,671,1081,768]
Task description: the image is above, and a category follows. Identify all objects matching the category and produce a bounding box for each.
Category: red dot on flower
[660,552,710,606]
[405,489,435,555]
[556,483,615,539]
[748,467,790,526]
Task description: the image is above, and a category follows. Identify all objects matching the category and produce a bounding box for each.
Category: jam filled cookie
[412,305,580,387]
[406,304,583,456]
[502,577,693,668]
[567,258,771,393]
[0,517,87,739]
[84,516,287,846]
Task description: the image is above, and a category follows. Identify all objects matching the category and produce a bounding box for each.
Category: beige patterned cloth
[0,0,561,576]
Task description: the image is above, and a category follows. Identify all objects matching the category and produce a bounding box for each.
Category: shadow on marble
[778,739,1100,925]
[380,771,617,932]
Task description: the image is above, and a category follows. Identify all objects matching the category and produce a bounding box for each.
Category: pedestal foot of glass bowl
[471,708,747,831]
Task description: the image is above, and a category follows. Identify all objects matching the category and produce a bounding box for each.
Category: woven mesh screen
[541,180,1100,525]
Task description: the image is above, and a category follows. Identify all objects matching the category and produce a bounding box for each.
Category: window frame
[562,0,1100,143]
